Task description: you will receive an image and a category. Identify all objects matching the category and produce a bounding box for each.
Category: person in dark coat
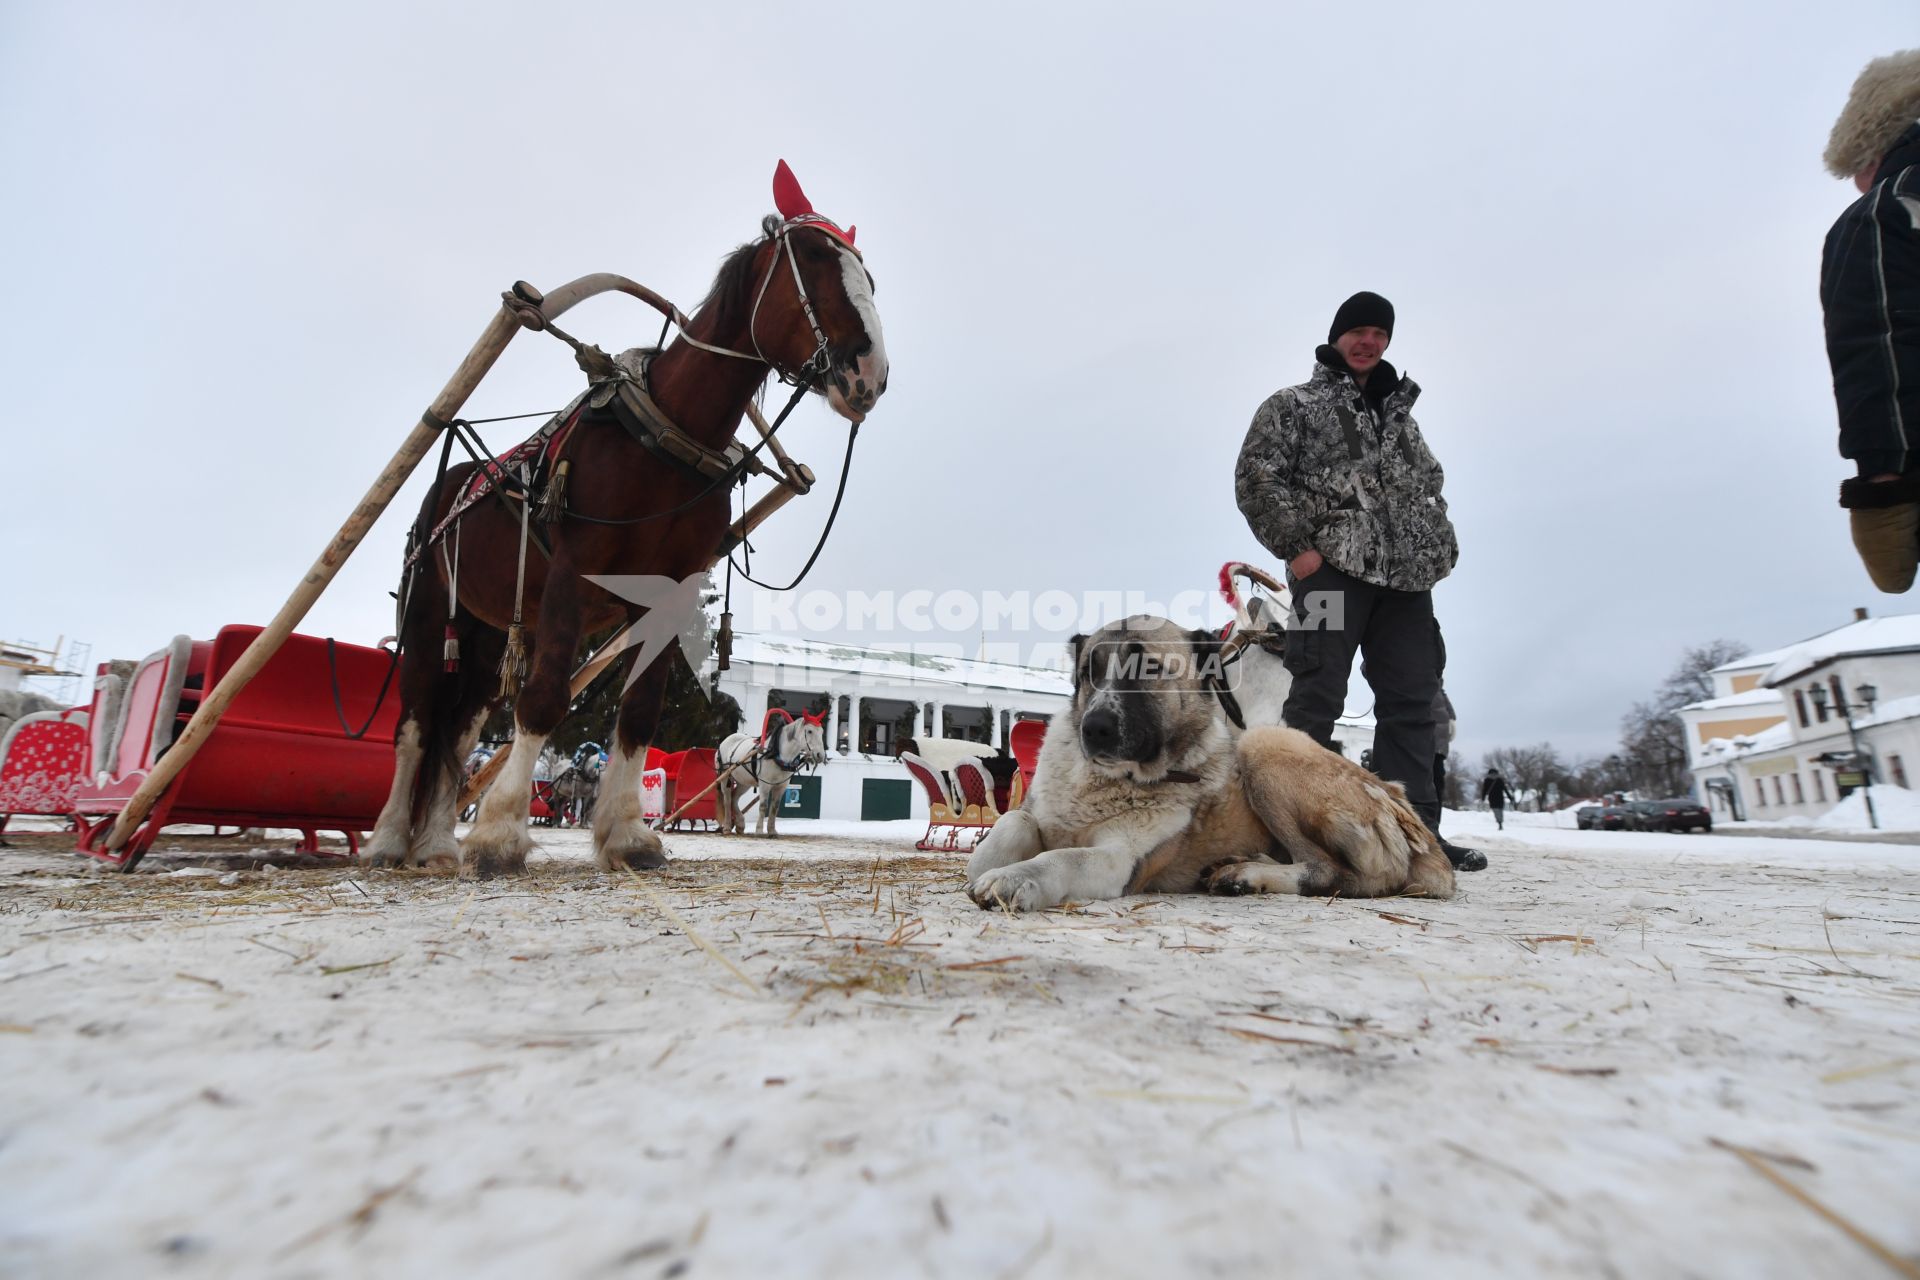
[1823,50,1920,591]
[1236,292,1465,864]
[1479,768,1510,830]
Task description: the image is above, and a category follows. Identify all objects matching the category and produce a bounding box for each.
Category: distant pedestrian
[1480,768,1510,830]
[1822,50,1920,591]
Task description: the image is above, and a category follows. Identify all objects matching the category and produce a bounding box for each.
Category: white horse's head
[782,713,827,771]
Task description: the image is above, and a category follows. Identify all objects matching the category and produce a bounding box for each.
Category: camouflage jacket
[1234,350,1459,592]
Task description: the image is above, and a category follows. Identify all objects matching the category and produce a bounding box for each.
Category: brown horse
[364,163,887,877]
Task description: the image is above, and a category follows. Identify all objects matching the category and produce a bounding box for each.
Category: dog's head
[1070,615,1232,782]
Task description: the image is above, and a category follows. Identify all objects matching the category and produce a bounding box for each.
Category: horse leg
[392,615,503,870]
[594,653,672,871]
[713,766,734,835]
[761,778,779,837]
[470,554,598,875]
[364,591,454,867]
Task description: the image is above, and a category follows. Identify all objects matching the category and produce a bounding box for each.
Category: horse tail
[411,647,492,832]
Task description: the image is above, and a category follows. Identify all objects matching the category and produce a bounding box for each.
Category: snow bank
[1814,782,1920,831]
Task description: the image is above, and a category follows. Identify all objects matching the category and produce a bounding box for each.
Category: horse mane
[693,228,772,340]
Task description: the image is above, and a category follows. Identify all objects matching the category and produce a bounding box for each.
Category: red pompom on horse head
[773,159,858,251]
[801,709,825,727]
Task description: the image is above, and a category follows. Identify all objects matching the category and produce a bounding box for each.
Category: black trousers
[1282,563,1442,827]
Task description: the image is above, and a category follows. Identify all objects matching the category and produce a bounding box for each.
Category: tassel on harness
[536,458,570,524]
[499,622,527,695]
[441,521,463,673]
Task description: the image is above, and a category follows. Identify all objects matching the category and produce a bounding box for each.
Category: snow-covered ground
[2,815,1917,1278]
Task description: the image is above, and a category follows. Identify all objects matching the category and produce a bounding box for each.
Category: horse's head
[739,161,888,423]
[785,711,828,771]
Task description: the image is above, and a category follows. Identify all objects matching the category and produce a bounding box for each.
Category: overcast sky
[2,1,1913,763]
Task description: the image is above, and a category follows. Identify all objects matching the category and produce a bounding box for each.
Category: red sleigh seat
[661,748,720,830]
[0,705,91,829]
[72,626,401,868]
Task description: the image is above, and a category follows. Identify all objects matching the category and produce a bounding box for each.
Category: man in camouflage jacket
[1236,291,1480,869]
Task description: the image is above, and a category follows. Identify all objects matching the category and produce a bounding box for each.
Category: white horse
[716,712,826,837]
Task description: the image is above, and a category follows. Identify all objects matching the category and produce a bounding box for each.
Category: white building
[1681,609,1920,822]
[707,632,1377,822]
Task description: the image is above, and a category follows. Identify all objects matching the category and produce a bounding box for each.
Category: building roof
[1681,687,1786,713]
[1855,691,1920,732]
[1708,613,1920,686]
[721,632,1074,698]
[1700,719,1796,758]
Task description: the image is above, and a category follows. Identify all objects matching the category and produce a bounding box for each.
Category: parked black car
[1576,805,1633,831]
[1625,798,1713,833]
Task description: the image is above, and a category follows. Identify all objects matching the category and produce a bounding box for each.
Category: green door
[861,778,910,821]
[778,775,822,818]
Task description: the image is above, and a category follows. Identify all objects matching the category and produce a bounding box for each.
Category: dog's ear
[1069,633,1089,688]
[1187,627,1229,683]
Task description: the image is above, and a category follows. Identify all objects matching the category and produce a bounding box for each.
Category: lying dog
[966,614,1454,911]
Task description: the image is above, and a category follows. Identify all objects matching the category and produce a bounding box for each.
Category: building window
[1791,773,1804,804]
[835,695,851,754]
[1814,770,1827,802]
[858,698,918,757]
[1894,756,1910,789]
[1830,675,1846,714]
[1755,780,1767,808]
[943,705,992,744]
[767,689,830,723]
[1773,776,1785,805]
[1812,685,1829,723]
[1794,690,1809,728]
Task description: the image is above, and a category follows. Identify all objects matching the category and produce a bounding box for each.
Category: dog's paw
[1207,860,1301,896]
[1205,861,1259,895]
[968,863,1053,912]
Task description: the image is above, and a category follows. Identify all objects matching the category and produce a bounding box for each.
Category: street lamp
[1808,681,1880,830]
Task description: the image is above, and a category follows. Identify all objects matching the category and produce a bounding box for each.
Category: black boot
[1417,802,1488,872]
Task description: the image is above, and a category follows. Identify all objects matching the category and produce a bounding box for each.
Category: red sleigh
[70,626,400,869]
[0,704,92,832]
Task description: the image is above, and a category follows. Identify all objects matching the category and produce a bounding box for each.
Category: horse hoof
[619,845,669,871]
[595,822,666,872]
[461,828,532,879]
[422,853,459,874]
[466,847,528,879]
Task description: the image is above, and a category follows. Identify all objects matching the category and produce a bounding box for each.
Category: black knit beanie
[1328,291,1395,344]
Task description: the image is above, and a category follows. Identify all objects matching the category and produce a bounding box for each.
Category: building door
[777,775,821,819]
[861,778,911,820]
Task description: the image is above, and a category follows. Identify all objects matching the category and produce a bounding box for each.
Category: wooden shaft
[537,273,685,327]
[106,306,526,853]
[742,399,808,492]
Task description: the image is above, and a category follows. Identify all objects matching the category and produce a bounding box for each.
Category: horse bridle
[677,217,864,390]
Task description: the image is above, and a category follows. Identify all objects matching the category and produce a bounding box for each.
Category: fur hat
[1824,48,1920,178]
